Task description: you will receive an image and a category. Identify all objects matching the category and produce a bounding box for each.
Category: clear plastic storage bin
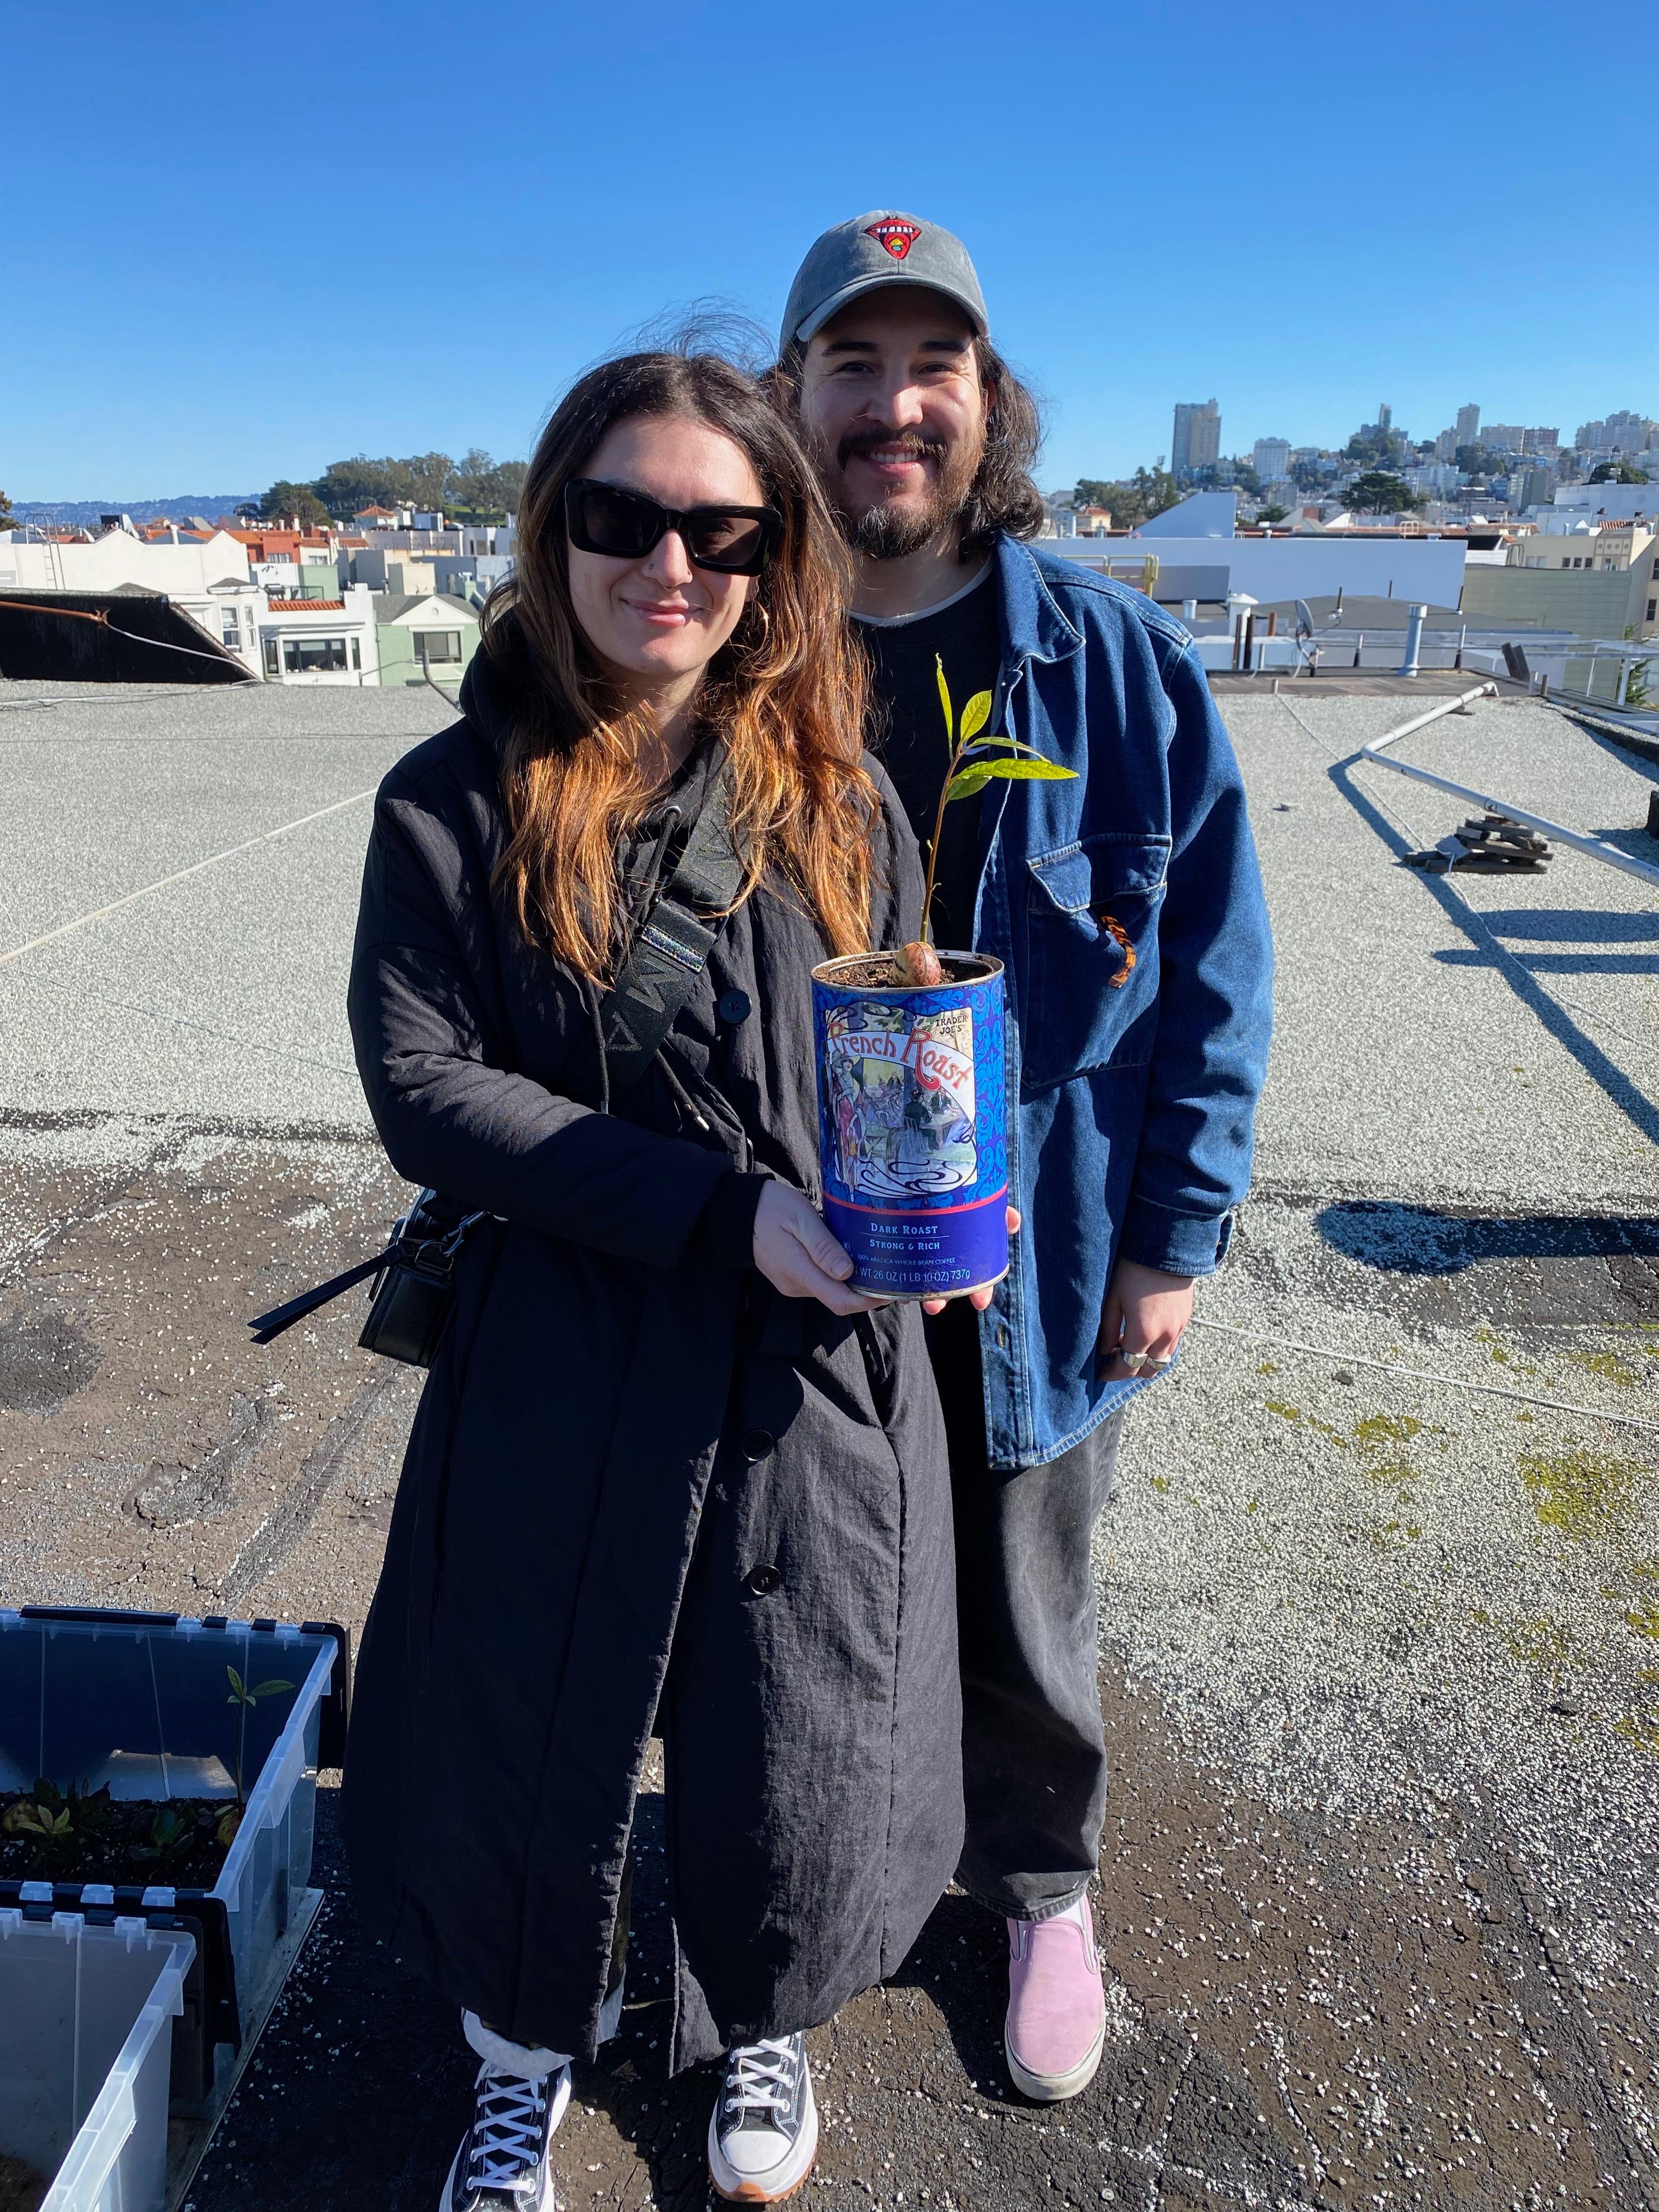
[0,1910,194,2212]
[0,1611,343,2039]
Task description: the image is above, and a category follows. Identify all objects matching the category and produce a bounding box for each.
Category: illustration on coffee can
[812,953,1008,1301]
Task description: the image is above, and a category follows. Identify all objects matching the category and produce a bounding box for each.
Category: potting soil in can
[811,952,1008,1301]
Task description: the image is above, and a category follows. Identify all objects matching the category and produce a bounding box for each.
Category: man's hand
[921,1206,1022,1315]
[753,1182,887,1316]
[1096,1258,1195,1380]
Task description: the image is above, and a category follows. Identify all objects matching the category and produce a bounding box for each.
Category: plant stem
[919,727,969,950]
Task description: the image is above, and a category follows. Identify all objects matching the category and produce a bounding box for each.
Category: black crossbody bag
[249,763,745,1367]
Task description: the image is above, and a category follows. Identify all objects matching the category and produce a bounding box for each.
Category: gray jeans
[926,1299,1122,1921]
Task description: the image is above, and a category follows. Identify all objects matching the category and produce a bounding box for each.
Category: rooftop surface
[1,676,1656,2210]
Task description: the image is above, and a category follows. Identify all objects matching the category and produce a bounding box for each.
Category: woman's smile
[621,594,697,627]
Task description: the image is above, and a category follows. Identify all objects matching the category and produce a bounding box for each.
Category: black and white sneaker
[707,2032,818,2203]
[441,2061,571,2210]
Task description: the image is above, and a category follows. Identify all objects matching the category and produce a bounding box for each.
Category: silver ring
[1135,1353,1173,1370]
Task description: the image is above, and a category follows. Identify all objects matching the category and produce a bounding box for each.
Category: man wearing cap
[775,215,1273,2104]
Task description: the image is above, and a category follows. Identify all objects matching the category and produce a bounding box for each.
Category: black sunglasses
[563,478,782,577]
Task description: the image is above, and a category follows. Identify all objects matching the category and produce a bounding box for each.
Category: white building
[1576,411,1657,454]
[1550,481,1659,524]
[257,586,380,685]
[1042,490,1470,608]
[1252,438,1291,482]
[1406,462,1462,495]
[0,524,250,601]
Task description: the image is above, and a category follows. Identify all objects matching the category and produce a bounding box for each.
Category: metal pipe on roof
[1359,682,1659,888]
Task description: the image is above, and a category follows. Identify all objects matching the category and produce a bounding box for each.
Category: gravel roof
[2,673,1657,2196]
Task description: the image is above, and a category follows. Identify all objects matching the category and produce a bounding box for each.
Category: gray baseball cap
[780,211,988,352]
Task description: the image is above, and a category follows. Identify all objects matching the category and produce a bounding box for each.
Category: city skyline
[9,383,1652,520]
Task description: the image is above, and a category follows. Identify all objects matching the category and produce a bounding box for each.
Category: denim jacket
[969,536,1273,1469]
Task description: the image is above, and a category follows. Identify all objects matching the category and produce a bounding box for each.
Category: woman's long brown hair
[484,349,878,980]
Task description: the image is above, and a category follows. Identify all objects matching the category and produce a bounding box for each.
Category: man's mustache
[836,429,947,470]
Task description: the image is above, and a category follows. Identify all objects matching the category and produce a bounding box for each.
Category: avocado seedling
[2,1778,111,1877]
[891,655,1076,985]
[218,1663,294,1846]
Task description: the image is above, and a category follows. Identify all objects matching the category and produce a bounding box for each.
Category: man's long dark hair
[772,334,1046,563]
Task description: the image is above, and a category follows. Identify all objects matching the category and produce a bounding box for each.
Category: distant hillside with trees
[297,451,528,525]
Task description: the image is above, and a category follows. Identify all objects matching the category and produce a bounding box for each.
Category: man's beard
[821,427,984,562]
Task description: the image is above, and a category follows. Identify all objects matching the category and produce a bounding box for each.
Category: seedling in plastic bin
[134,1805,198,1867]
[2,1777,110,1875]
[221,1664,294,1844]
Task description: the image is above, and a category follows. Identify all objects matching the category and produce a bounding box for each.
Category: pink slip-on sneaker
[1004,1895,1107,2102]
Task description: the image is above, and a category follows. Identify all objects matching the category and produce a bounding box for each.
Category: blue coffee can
[811,952,1008,1301]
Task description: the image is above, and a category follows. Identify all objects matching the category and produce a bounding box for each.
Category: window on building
[262,636,279,676]
[411,629,463,663]
[282,635,348,673]
[221,609,240,645]
[351,636,362,669]
[1649,599,1656,622]
[1561,557,1571,567]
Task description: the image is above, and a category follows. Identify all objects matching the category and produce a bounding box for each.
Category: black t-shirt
[854,567,1001,955]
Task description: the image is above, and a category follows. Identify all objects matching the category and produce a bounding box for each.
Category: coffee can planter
[812,952,1008,1301]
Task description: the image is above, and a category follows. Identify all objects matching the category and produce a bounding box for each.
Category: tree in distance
[0,489,15,534]
[1589,460,1651,484]
[1454,443,1508,479]
[259,481,331,527]
[311,450,528,524]
[1345,471,1424,514]
[1256,504,1291,524]
[1075,466,1183,529]
[1345,426,1409,470]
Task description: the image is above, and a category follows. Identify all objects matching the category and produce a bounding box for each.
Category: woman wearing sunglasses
[343,348,961,2209]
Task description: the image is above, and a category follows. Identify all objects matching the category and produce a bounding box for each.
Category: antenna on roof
[1294,599,1315,640]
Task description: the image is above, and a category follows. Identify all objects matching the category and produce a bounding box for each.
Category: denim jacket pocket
[1022,833,1170,1090]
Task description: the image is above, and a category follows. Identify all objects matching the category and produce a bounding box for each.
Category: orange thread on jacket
[1097,913,1136,986]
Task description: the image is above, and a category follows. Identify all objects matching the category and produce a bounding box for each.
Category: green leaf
[959,689,993,741]
[226,1666,246,1700]
[944,758,1079,804]
[961,733,1045,757]
[983,759,1078,782]
[943,763,998,802]
[250,1679,294,1700]
[934,654,953,744]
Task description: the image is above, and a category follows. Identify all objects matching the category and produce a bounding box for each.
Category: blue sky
[5,1,1651,501]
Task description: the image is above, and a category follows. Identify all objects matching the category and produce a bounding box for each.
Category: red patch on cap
[865,219,921,261]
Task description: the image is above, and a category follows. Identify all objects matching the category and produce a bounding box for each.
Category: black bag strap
[599,754,745,1094]
[247,1194,488,1344]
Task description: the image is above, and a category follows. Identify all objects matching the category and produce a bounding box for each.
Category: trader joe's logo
[865,219,921,261]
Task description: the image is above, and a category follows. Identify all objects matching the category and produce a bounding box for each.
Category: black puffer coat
[341,651,962,2069]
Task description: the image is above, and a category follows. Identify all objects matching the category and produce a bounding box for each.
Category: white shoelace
[467,2070,549,2193]
[723,2037,799,2122]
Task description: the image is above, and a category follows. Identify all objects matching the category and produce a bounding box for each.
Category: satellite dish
[1294,598,1316,639]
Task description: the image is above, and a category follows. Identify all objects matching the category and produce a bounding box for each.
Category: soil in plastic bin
[0,1791,236,1889]
[0,2154,50,2212]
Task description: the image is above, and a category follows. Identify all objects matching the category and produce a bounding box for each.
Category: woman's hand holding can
[753,1182,889,1314]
